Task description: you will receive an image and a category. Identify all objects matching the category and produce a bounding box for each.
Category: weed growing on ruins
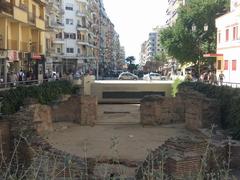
[0,80,78,115]
[0,128,238,179]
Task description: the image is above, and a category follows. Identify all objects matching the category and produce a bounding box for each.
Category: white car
[143,73,161,80]
[118,72,138,80]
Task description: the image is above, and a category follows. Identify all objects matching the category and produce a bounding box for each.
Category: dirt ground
[46,104,191,162]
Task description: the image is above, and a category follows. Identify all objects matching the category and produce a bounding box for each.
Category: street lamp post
[192,23,208,79]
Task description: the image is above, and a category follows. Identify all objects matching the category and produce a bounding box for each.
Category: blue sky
[103,0,168,61]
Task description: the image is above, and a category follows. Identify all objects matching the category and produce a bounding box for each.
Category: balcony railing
[0,0,13,15]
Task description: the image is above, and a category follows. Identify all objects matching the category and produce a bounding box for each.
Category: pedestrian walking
[219,71,225,86]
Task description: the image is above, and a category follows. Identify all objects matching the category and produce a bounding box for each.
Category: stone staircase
[96,104,140,125]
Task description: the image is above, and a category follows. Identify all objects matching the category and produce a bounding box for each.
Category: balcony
[77,39,89,46]
[76,24,88,31]
[76,0,88,4]
[36,16,45,30]
[0,0,13,15]
[76,10,87,17]
[33,0,46,5]
[49,21,64,29]
[53,38,64,44]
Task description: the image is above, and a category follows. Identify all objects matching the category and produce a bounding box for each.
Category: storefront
[27,53,45,80]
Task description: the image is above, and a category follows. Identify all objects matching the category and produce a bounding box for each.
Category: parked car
[143,73,161,80]
[118,72,138,80]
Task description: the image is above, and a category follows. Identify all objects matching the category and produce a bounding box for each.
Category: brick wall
[140,95,185,125]
[140,90,220,130]
[51,95,81,123]
[181,90,220,130]
[135,134,233,179]
[51,95,97,126]
[78,96,97,126]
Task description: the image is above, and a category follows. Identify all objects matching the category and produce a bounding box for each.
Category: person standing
[219,71,225,86]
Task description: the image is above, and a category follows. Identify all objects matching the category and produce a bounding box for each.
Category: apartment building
[0,0,46,82]
[52,0,100,74]
[166,0,186,26]
[45,0,64,73]
[139,41,148,66]
[215,0,240,83]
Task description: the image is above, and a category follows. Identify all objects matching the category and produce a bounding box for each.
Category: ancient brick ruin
[0,95,97,178]
[135,131,239,179]
[140,89,220,130]
[140,95,184,125]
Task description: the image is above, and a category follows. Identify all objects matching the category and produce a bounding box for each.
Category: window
[56,32,62,39]
[64,33,69,39]
[218,32,221,44]
[57,48,61,53]
[224,60,228,70]
[226,29,229,41]
[232,60,237,71]
[233,26,238,40]
[66,19,73,25]
[66,48,74,53]
[65,4,73,10]
[70,33,76,39]
[217,60,222,70]
[78,48,80,53]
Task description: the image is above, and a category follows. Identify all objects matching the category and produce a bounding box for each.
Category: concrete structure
[166,0,186,26]
[91,80,173,103]
[0,0,46,82]
[215,0,240,83]
[45,0,64,72]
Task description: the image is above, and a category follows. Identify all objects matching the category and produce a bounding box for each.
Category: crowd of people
[185,71,225,85]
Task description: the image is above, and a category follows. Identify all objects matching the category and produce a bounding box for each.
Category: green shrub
[171,78,183,97]
[0,80,77,115]
[179,82,240,139]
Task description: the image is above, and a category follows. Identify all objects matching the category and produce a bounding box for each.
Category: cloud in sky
[103,0,168,61]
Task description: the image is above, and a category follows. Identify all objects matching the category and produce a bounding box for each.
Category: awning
[203,54,223,57]
[31,53,41,60]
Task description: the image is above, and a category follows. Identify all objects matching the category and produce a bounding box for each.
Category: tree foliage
[154,51,167,64]
[125,56,136,65]
[160,0,230,65]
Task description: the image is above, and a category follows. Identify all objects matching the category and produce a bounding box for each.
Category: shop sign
[0,50,7,59]
[8,50,19,62]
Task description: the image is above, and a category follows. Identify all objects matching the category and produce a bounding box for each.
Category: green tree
[154,51,167,65]
[160,0,229,68]
[125,56,136,65]
[125,56,137,72]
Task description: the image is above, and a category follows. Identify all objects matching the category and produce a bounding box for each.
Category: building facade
[45,0,64,73]
[0,0,46,82]
[166,0,186,26]
[215,0,240,83]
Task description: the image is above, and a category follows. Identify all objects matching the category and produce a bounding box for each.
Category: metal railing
[221,81,240,88]
[0,78,68,91]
